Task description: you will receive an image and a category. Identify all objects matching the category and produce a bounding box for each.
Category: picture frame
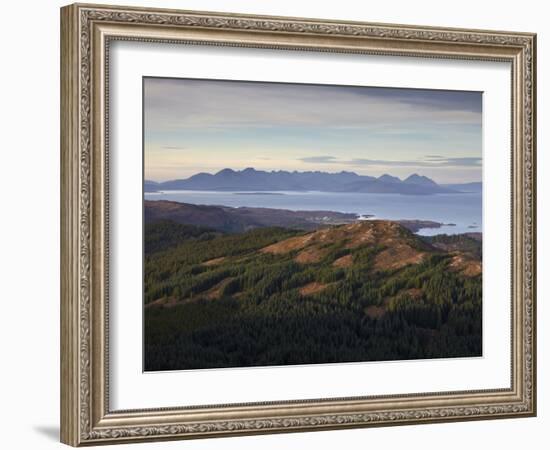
[60,2,536,446]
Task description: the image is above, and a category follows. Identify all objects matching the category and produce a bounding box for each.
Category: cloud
[422,155,481,166]
[350,158,420,167]
[298,155,481,168]
[442,157,481,166]
[299,156,338,163]
[161,146,187,150]
[144,77,482,132]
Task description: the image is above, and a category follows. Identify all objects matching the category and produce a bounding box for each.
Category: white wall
[0,1,546,449]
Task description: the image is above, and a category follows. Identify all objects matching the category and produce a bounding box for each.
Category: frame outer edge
[61,4,81,447]
[529,33,537,416]
[61,2,537,445]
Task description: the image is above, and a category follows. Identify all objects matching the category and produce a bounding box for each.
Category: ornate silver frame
[60,3,536,446]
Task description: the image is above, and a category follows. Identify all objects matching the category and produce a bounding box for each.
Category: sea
[144,190,482,236]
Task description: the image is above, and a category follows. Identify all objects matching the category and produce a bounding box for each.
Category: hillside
[145,168,460,195]
[144,219,482,371]
[144,200,359,232]
[144,200,452,234]
[423,233,482,259]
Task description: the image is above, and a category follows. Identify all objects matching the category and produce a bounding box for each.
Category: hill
[144,219,482,371]
[423,233,482,259]
[144,180,160,192]
[144,200,359,232]
[146,168,458,195]
[144,200,452,234]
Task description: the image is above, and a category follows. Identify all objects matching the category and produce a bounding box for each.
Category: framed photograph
[60,3,537,446]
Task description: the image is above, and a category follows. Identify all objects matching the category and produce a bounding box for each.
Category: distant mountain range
[145,168,481,196]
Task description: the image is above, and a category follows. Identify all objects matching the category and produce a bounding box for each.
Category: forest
[144,219,482,371]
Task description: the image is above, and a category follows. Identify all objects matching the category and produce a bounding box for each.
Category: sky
[144,77,482,184]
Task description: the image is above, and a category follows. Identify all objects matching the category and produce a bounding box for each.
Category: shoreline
[144,198,481,236]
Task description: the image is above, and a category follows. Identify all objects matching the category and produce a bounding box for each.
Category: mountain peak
[378,174,401,183]
[403,174,437,186]
[216,168,236,176]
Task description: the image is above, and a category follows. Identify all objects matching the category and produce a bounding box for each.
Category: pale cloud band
[299,155,482,168]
